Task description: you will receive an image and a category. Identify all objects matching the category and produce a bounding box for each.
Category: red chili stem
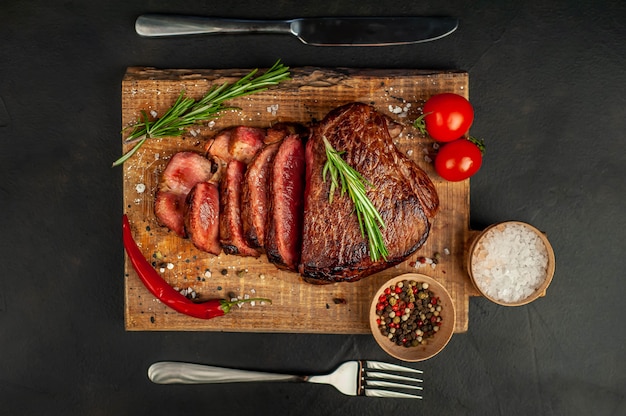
[122,215,270,319]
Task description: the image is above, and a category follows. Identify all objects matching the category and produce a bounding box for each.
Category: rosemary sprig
[322,137,388,262]
[113,60,291,167]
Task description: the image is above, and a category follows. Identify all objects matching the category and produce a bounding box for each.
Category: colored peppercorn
[375,279,443,347]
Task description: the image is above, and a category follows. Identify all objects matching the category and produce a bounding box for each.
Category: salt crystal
[267,104,279,116]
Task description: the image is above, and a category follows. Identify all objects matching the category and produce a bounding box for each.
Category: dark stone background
[1,1,624,414]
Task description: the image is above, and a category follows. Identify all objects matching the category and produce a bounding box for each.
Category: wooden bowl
[467,221,556,306]
[369,273,455,362]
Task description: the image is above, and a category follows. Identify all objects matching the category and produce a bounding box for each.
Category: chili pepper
[122,214,270,319]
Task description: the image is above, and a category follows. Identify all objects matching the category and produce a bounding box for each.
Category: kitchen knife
[135,14,458,46]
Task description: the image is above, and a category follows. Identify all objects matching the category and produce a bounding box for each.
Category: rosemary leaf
[113,60,291,167]
[322,137,388,261]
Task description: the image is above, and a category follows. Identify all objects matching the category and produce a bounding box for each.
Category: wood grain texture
[121,66,480,333]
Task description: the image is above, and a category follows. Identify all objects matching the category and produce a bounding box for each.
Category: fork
[148,360,423,399]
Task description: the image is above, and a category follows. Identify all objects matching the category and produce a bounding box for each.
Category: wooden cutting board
[122,66,480,333]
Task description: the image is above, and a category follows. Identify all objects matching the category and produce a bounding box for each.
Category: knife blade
[135,14,458,46]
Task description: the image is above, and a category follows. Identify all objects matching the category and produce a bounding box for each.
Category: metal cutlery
[148,360,423,398]
[135,14,458,46]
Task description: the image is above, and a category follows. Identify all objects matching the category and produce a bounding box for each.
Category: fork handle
[148,362,304,384]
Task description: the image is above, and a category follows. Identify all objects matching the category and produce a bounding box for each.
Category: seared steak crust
[219,160,261,257]
[241,141,281,249]
[265,134,307,271]
[299,103,439,284]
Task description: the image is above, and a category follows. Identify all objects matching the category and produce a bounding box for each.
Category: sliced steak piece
[154,152,215,237]
[241,141,281,249]
[205,129,232,162]
[205,126,265,164]
[219,160,261,257]
[229,126,265,163]
[299,103,439,284]
[154,192,187,238]
[265,134,306,271]
[185,182,221,255]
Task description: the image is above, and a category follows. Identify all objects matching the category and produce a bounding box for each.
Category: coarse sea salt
[471,223,549,303]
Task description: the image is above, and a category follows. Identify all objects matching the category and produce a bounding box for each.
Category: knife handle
[148,362,304,384]
[135,14,291,37]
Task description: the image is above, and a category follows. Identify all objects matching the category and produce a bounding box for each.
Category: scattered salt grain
[267,104,279,116]
[471,223,549,303]
[135,183,146,193]
[204,270,212,278]
[166,263,174,270]
[150,110,158,118]
[388,102,412,118]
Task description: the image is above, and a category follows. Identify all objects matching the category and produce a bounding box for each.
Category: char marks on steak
[185,182,221,255]
[219,160,261,257]
[265,134,307,271]
[299,103,439,284]
[154,152,215,238]
[241,141,281,249]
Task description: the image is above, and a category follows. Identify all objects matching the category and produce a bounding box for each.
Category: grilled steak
[299,103,439,284]
[241,141,281,249]
[265,134,307,271]
[219,160,261,257]
[154,152,215,238]
[185,181,221,255]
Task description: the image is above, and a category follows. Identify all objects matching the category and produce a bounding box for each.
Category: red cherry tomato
[421,93,474,142]
[434,138,483,182]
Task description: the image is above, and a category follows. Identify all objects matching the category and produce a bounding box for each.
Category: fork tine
[364,361,423,374]
[364,389,423,399]
[360,361,423,399]
[365,379,423,391]
[365,371,423,384]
